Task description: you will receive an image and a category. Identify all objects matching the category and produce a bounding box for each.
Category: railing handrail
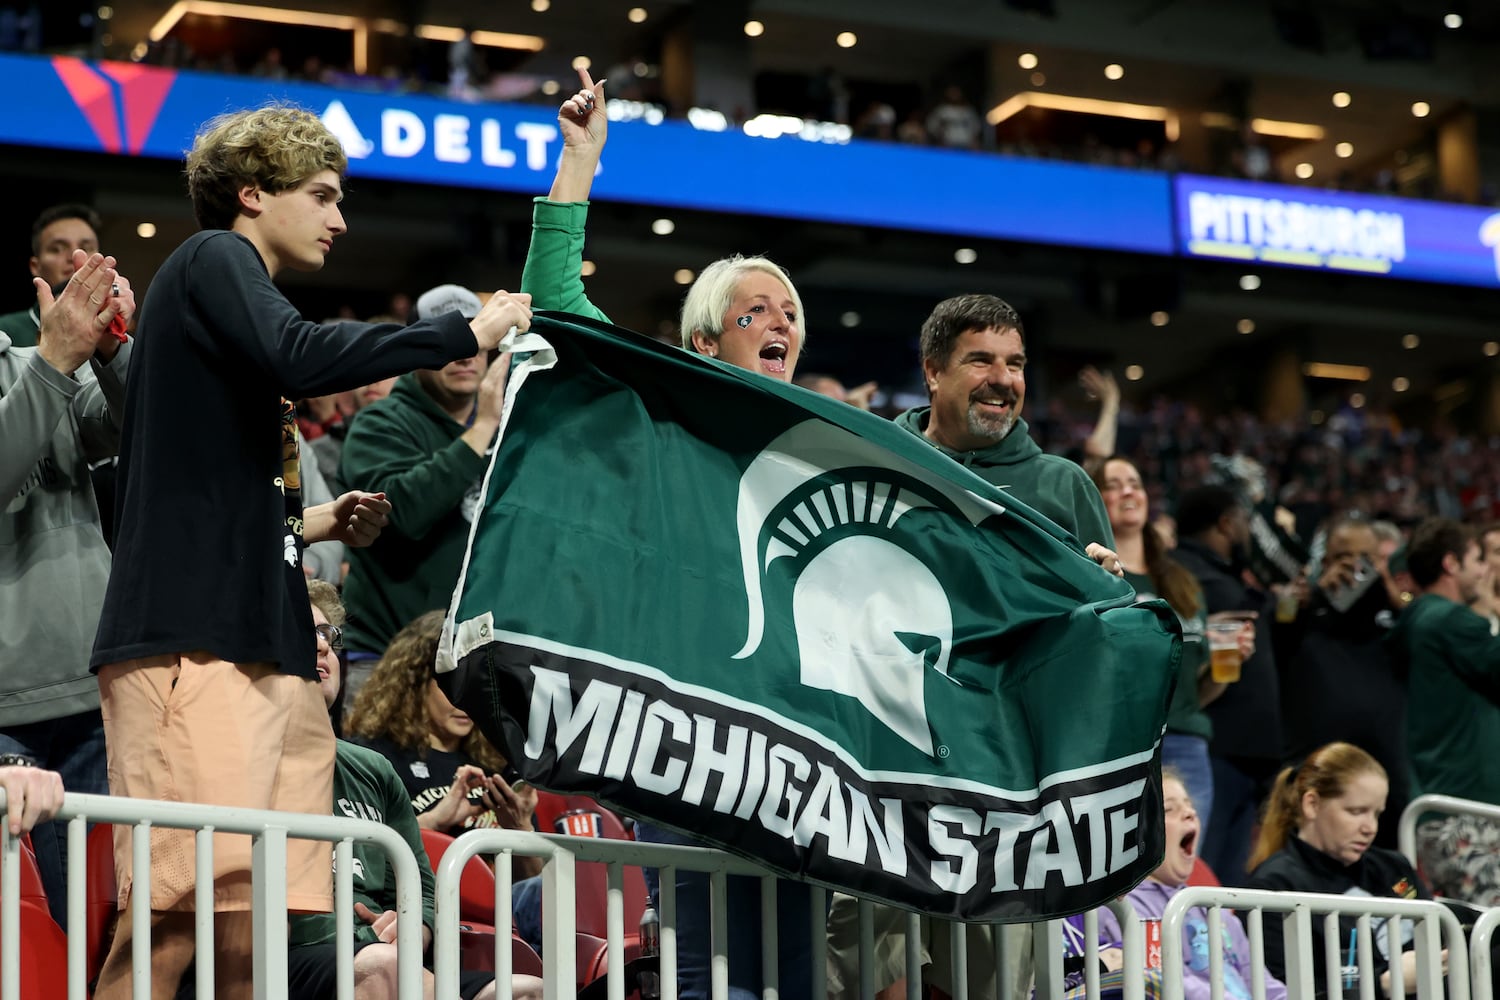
[0,788,426,1000]
[1397,793,1500,866]
[1469,904,1500,1000]
[1161,884,1469,1000]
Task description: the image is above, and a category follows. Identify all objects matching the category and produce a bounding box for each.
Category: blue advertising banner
[0,53,1172,255]
[1174,174,1500,289]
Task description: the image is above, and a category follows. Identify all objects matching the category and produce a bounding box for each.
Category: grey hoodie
[0,329,129,724]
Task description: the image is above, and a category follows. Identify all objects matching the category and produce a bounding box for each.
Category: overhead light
[1392,377,1410,392]
[580,260,596,276]
[1332,91,1351,108]
[136,222,157,238]
[408,23,544,51]
[1303,362,1371,381]
[1251,118,1326,140]
[1444,13,1463,29]
[673,268,694,285]
[541,80,560,95]
[1412,101,1431,118]
[97,5,113,18]
[1349,392,1366,408]
[836,31,858,48]
[1030,72,1046,87]
[627,7,647,22]
[988,91,1174,127]
[840,311,861,328]
[1402,334,1420,349]
[572,55,592,71]
[1104,63,1124,80]
[1294,162,1315,179]
[744,20,764,36]
[531,0,549,9]
[1335,141,1353,158]
[651,218,675,236]
[1237,318,1256,335]
[1150,310,1169,327]
[130,41,147,59]
[1018,52,1038,69]
[1487,341,1500,357]
[954,247,978,264]
[1239,274,1261,291]
[1124,365,1144,381]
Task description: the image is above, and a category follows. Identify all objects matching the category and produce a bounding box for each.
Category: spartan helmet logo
[732,421,1002,757]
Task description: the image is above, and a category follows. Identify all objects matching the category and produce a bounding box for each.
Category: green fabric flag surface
[438,312,1181,922]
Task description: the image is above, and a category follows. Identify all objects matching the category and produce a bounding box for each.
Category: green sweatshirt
[0,308,37,348]
[521,198,611,320]
[339,372,488,653]
[1388,593,1500,804]
[894,407,1114,548]
[289,740,437,947]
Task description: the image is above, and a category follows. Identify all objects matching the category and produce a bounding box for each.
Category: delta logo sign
[24,53,564,195]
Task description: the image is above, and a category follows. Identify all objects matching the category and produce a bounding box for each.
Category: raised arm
[549,69,607,203]
[522,69,613,322]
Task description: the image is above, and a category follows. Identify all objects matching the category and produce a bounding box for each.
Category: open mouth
[1179,828,1198,858]
[971,394,1014,413]
[759,341,788,375]
[316,666,330,681]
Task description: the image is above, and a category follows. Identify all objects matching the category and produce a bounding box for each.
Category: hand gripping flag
[437,313,1181,922]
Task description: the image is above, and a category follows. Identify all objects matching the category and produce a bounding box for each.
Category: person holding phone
[344,610,538,847]
[1274,516,1409,849]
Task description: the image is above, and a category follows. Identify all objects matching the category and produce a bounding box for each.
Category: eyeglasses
[315,623,343,651]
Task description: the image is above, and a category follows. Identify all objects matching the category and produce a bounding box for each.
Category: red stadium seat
[86,823,119,986]
[1,837,69,999]
[421,827,502,925]
[1188,855,1221,887]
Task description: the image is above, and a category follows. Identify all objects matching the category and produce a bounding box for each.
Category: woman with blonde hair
[1247,742,1441,996]
[515,70,810,1000]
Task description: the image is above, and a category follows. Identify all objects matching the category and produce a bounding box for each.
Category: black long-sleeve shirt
[92,230,477,678]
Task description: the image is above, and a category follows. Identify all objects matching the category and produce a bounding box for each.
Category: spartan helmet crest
[732,421,1002,757]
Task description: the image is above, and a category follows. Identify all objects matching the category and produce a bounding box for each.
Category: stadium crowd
[3,44,1500,1000]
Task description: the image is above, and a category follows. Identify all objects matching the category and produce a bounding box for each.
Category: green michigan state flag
[438,313,1181,922]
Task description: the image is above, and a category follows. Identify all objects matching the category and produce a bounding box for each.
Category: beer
[1210,645,1242,683]
[1206,621,1243,683]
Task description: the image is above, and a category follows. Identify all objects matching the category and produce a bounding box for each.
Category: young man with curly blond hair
[90,104,533,1000]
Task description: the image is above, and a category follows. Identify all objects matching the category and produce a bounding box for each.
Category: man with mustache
[899,293,1115,554]
[827,293,1117,1000]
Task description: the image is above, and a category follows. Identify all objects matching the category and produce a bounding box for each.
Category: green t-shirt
[0,308,38,348]
[1124,569,1211,740]
[289,740,437,947]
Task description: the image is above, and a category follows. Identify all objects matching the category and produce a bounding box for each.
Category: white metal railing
[1161,885,1469,1000]
[432,827,1150,1000]
[0,789,424,1000]
[1398,794,1500,867]
[1469,905,1500,999]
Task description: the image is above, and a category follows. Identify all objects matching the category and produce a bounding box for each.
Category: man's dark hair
[1174,485,1242,539]
[1405,517,1472,588]
[31,204,101,256]
[918,294,1024,369]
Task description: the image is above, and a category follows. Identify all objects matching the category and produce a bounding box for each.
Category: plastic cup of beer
[1274,584,1298,624]
[1207,622,1243,683]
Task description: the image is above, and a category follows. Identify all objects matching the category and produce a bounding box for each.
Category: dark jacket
[1248,836,1427,998]
[1278,586,1409,847]
[1172,538,1281,760]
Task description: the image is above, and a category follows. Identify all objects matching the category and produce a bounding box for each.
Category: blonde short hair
[185,104,347,231]
[678,255,805,351]
[306,579,345,627]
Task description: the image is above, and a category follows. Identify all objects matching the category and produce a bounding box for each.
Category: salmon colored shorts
[98,652,335,913]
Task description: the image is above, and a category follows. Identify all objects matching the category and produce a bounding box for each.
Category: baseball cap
[416,284,483,321]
